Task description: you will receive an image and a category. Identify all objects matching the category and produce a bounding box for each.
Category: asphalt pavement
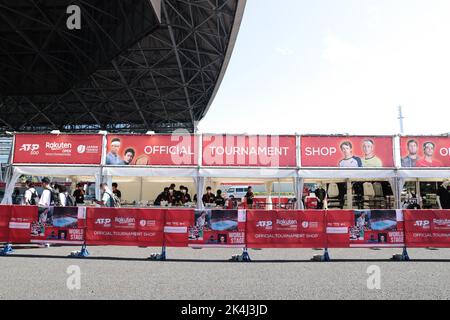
[1,245,449,300]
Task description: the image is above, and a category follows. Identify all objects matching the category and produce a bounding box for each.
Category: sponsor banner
[404,210,450,247]
[301,136,394,168]
[188,209,246,247]
[246,210,326,248]
[13,134,102,164]
[202,135,296,167]
[105,135,197,166]
[8,205,36,243]
[86,208,164,246]
[30,206,86,244]
[400,136,450,168]
[164,209,194,247]
[348,210,404,248]
[325,210,354,248]
[0,205,12,242]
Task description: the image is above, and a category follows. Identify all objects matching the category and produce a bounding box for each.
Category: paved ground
[0,245,449,300]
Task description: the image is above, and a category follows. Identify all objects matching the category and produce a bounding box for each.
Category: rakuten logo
[95,218,111,226]
[414,220,430,228]
[115,217,135,225]
[276,219,297,227]
[46,142,72,151]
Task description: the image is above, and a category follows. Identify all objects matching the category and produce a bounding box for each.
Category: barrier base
[312,248,331,262]
[393,247,410,261]
[69,245,90,258]
[231,248,251,262]
[149,247,166,261]
[0,243,13,256]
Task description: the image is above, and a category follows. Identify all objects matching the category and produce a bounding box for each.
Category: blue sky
[198,0,450,135]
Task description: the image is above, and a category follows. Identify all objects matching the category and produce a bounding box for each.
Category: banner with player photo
[400,136,450,168]
[188,209,246,247]
[245,210,326,248]
[29,206,86,244]
[105,134,198,166]
[300,136,394,168]
[404,210,450,247]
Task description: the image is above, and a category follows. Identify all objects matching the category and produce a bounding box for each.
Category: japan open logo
[302,221,309,228]
[77,145,86,154]
[140,220,147,227]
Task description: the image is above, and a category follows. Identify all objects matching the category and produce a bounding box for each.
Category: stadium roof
[0,0,246,133]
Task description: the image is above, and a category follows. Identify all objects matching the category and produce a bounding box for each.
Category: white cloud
[275,47,294,56]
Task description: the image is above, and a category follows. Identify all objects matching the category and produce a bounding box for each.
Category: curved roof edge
[198,0,247,127]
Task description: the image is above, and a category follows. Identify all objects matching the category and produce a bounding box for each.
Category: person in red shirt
[415,142,443,167]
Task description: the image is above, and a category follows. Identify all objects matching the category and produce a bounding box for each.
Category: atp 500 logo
[256,220,273,229]
[19,144,40,155]
[95,218,111,226]
[414,220,430,228]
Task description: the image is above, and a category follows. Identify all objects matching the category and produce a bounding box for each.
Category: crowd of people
[16,178,256,209]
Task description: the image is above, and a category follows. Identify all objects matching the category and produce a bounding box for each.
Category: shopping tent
[1,165,102,204]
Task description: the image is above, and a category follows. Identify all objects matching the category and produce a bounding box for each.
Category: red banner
[404,210,450,247]
[202,135,296,167]
[0,205,12,242]
[86,207,164,246]
[325,210,354,248]
[105,134,197,166]
[326,210,404,248]
[400,136,450,168]
[164,209,194,247]
[246,210,326,248]
[13,134,102,164]
[301,136,394,168]
[8,205,36,243]
[188,209,246,247]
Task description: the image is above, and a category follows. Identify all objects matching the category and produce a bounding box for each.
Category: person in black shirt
[73,183,85,205]
[202,186,215,205]
[437,181,450,209]
[315,185,327,209]
[245,186,255,209]
[155,187,169,206]
[215,190,225,207]
[112,183,122,200]
[180,186,192,204]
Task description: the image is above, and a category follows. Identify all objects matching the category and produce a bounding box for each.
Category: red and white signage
[202,135,296,167]
[105,135,198,166]
[404,210,450,247]
[301,136,394,168]
[400,136,450,168]
[246,210,326,248]
[86,207,165,246]
[13,134,102,164]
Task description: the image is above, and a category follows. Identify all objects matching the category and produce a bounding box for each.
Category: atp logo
[414,220,430,228]
[256,221,273,228]
[77,145,86,154]
[95,218,111,226]
[19,144,40,155]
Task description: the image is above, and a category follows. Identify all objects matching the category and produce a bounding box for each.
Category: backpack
[28,188,39,206]
[105,192,121,208]
[66,192,76,207]
[51,189,61,206]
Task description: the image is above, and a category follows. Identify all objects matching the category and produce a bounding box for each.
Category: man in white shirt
[97,183,115,207]
[38,177,53,207]
[24,180,39,205]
